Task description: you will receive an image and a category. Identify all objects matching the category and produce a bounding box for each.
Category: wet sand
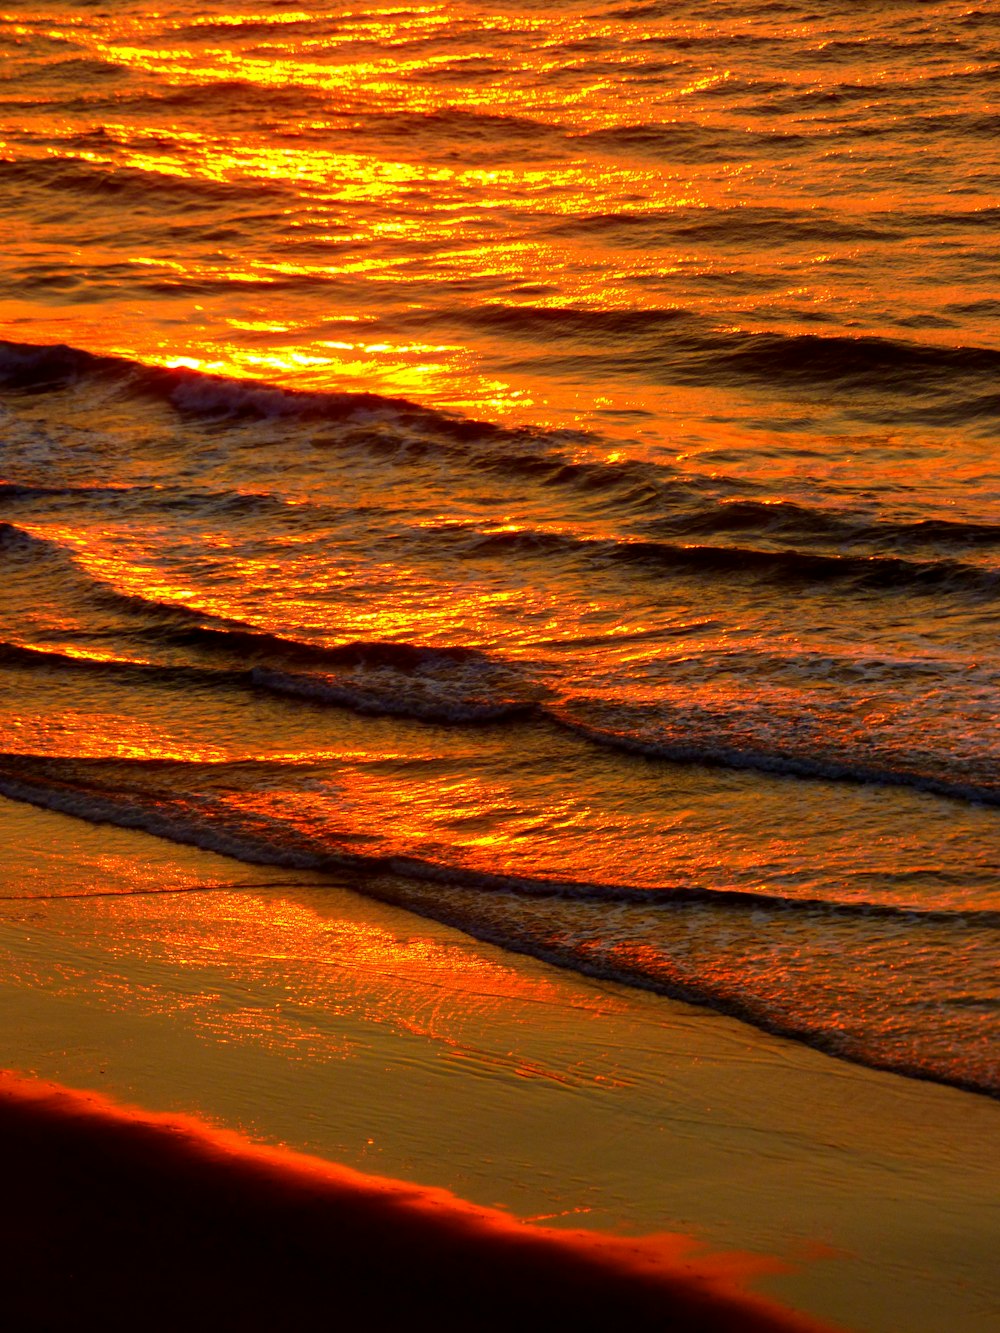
[2,796,999,1332]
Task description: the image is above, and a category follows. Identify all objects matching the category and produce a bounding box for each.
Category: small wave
[169,625,542,725]
[253,668,537,725]
[642,500,1000,551]
[352,106,560,149]
[692,330,1000,419]
[699,328,1000,398]
[156,487,299,518]
[576,122,810,161]
[7,55,126,85]
[455,523,997,598]
[161,623,498,673]
[0,637,244,690]
[611,537,998,596]
[3,598,997,815]
[458,302,1000,405]
[0,155,273,208]
[0,617,539,729]
[7,329,995,479]
[1,760,995,1099]
[447,307,1000,415]
[886,206,1000,234]
[0,519,63,557]
[171,15,330,41]
[0,754,993,925]
[457,303,698,341]
[0,481,137,503]
[0,338,476,435]
[0,338,736,523]
[469,448,755,514]
[0,770,334,873]
[29,588,508,678]
[549,207,893,247]
[871,111,1000,143]
[0,480,307,523]
[552,709,1000,809]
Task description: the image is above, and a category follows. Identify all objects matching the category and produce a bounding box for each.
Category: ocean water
[0,0,997,1097]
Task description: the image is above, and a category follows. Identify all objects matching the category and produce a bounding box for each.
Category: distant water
[1,0,998,1096]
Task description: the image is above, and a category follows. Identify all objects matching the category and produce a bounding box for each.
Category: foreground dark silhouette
[0,1074,839,1332]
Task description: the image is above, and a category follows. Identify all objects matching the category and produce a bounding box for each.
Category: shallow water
[1,0,998,1096]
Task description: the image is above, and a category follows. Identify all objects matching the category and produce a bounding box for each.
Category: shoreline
[2,795,999,1331]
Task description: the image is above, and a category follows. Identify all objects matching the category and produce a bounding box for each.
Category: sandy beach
[2,796,999,1332]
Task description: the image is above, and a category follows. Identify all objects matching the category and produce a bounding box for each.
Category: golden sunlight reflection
[1,864,631,1087]
[5,1,837,431]
[10,513,621,653]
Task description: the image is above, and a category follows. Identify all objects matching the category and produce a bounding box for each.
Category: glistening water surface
[1,0,998,1096]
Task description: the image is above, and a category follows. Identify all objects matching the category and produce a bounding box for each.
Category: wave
[0,481,315,527]
[553,707,1000,808]
[577,122,810,161]
[5,594,997,805]
[446,523,998,598]
[252,668,536,725]
[550,207,895,247]
[642,500,1000,552]
[0,341,748,526]
[705,329,1000,392]
[0,752,994,925]
[154,624,501,674]
[0,629,543,726]
[4,627,997,808]
[0,757,996,1099]
[120,82,331,118]
[0,338,465,430]
[0,444,754,549]
[6,329,999,442]
[446,308,1000,414]
[0,768,336,873]
[613,538,998,596]
[884,206,1000,238]
[5,55,127,86]
[0,156,277,208]
[0,616,509,680]
[0,520,50,554]
[0,638,241,689]
[860,110,1000,143]
[0,521,257,631]
[0,481,137,502]
[337,106,563,156]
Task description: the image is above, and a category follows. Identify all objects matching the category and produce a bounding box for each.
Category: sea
[1,0,997,1098]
